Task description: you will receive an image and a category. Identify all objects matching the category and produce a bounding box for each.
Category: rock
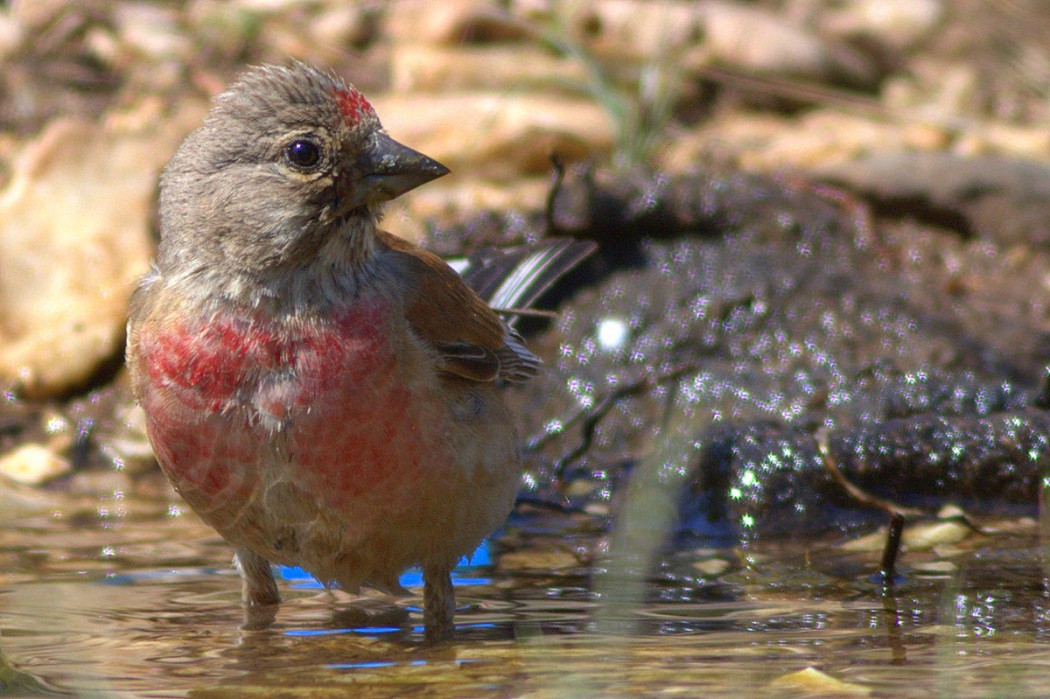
[390,44,587,94]
[384,0,529,46]
[884,62,983,121]
[113,3,190,63]
[912,560,958,575]
[814,0,945,52]
[0,443,71,486]
[553,0,879,88]
[560,0,701,60]
[499,547,581,570]
[98,403,158,477]
[770,667,871,696]
[0,108,198,397]
[660,110,948,172]
[954,123,1050,160]
[451,166,1050,535]
[308,4,377,48]
[0,12,23,61]
[689,1,880,88]
[692,557,731,576]
[397,177,550,235]
[372,92,614,179]
[817,152,1050,247]
[840,519,969,552]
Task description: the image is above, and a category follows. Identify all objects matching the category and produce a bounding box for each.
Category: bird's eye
[285,138,322,170]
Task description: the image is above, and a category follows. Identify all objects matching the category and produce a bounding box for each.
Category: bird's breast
[138,299,396,414]
[134,297,441,509]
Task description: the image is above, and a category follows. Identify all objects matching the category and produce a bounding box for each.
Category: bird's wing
[376,231,539,383]
[456,238,597,323]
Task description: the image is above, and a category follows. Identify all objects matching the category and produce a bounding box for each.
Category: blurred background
[3,1,1050,696]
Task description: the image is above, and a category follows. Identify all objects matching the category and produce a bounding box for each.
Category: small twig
[543,363,700,480]
[545,153,566,236]
[525,363,695,454]
[815,428,924,518]
[815,428,924,583]
[880,512,906,584]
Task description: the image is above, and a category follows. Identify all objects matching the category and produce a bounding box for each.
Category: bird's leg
[234,548,280,630]
[422,561,455,642]
[235,548,280,607]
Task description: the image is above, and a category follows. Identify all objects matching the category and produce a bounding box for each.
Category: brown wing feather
[376,231,525,382]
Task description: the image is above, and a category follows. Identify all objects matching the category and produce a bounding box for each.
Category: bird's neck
[162,217,381,317]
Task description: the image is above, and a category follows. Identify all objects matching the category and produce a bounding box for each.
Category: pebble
[692,557,731,577]
[0,108,195,398]
[770,667,872,696]
[0,443,71,486]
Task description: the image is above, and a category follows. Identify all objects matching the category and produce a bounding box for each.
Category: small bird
[126,63,591,640]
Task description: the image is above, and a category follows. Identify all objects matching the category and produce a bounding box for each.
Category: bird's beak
[354,131,450,206]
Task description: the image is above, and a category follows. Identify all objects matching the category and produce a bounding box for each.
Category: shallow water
[3,493,1050,697]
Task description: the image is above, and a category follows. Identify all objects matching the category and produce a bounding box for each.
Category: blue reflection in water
[327,656,492,670]
[328,660,429,669]
[279,538,493,589]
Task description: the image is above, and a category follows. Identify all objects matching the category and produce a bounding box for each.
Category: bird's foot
[422,562,456,642]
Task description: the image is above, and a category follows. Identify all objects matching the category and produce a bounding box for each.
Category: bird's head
[157,63,448,295]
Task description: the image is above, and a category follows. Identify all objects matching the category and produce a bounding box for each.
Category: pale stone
[372,92,614,180]
[954,123,1050,160]
[0,12,23,60]
[886,62,983,122]
[692,557,731,576]
[0,443,71,486]
[840,518,970,553]
[583,501,610,516]
[384,0,528,46]
[500,548,580,570]
[553,0,876,87]
[816,0,944,52]
[560,0,701,60]
[98,403,159,476]
[390,44,588,94]
[8,0,65,29]
[403,177,550,225]
[689,1,878,87]
[0,109,197,397]
[564,478,600,498]
[912,560,958,575]
[113,3,190,62]
[770,667,872,696]
[308,4,375,48]
[235,0,310,11]
[659,110,949,173]
[903,520,969,550]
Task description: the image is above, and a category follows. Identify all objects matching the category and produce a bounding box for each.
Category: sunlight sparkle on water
[597,317,629,351]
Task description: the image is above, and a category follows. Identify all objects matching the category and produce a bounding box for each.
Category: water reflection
[4,498,1050,696]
